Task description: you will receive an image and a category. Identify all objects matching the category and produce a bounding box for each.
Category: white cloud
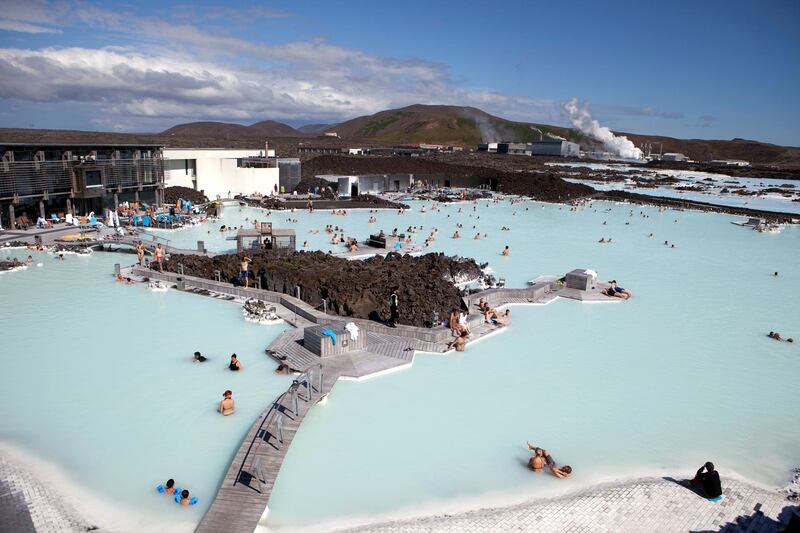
[0,1,565,130]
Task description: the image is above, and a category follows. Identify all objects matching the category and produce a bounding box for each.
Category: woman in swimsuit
[528,447,547,471]
[218,390,235,416]
[229,354,241,371]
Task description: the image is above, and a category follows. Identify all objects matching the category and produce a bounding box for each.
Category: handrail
[234,362,325,489]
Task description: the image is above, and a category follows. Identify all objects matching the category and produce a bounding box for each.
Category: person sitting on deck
[229,354,241,371]
[218,390,235,416]
[458,311,471,336]
[193,351,207,363]
[604,280,631,299]
[486,308,511,325]
[180,489,192,505]
[687,462,723,500]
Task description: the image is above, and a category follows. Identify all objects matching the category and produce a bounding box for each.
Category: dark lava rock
[160,251,482,328]
[164,186,208,205]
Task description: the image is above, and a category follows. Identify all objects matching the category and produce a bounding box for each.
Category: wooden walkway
[121,265,620,533]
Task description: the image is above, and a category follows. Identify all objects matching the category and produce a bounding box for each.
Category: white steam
[563,98,643,160]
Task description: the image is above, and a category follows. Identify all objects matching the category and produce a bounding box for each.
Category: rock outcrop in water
[164,186,208,205]
[160,251,482,327]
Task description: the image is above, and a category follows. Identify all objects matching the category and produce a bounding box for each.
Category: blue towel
[708,495,724,502]
[321,329,337,345]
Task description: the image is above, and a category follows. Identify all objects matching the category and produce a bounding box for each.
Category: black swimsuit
[229,362,239,371]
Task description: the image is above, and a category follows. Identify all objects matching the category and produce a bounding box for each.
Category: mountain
[162,120,300,137]
[296,123,332,134]
[326,104,566,146]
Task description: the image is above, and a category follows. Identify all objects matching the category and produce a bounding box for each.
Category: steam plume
[563,98,643,159]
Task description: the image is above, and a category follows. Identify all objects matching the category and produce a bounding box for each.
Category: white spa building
[163,148,300,199]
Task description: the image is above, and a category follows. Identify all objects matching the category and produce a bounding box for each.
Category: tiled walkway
[0,456,92,533]
[339,477,798,533]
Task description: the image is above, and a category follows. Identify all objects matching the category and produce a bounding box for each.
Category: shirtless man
[218,390,235,416]
[154,243,164,272]
[240,256,252,288]
[445,330,468,352]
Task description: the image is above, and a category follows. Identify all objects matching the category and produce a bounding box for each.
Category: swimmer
[502,245,510,256]
[275,362,290,375]
[26,255,33,264]
[125,277,134,285]
[164,479,176,495]
[218,390,235,416]
[180,489,191,505]
[193,351,207,363]
[229,354,241,371]
[116,273,124,282]
[550,465,573,479]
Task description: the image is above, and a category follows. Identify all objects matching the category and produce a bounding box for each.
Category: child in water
[180,489,191,506]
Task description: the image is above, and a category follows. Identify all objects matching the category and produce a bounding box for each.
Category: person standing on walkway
[136,241,145,266]
[240,256,252,288]
[388,288,399,328]
[154,243,164,272]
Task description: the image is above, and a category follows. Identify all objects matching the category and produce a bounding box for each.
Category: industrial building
[662,152,688,162]
[0,142,165,229]
[477,140,580,157]
[529,140,580,157]
[163,148,281,198]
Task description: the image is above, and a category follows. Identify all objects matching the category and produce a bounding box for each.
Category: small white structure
[662,152,688,162]
[316,174,413,196]
[709,159,751,168]
[164,149,279,199]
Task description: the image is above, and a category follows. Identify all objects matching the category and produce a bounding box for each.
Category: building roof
[0,141,165,148]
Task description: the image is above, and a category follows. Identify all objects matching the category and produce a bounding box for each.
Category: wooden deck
[120,265,620,533]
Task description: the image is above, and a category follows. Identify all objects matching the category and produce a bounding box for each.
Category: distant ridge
[296,123,332,134]
[326,104,568,145]
[162,120,301,137]
[1,103,798,166]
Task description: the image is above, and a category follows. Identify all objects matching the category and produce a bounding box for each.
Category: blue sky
[0,0,798,145]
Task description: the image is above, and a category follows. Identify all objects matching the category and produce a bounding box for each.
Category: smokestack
[265,141,269,158]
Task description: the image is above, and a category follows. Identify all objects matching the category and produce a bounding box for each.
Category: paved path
[0,455,93,533]
[338,477,798,533]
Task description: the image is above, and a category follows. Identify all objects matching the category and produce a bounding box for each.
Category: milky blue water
[2,199,799,532]
[0,252,291,532]
[549,162,800,214]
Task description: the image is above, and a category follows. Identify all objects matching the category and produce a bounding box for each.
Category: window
[84,170,102,188]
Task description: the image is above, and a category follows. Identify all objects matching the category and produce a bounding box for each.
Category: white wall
[163,149,278,198]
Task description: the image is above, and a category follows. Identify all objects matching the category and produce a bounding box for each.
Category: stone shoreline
[4,447,797,533]
[334,476,798,533]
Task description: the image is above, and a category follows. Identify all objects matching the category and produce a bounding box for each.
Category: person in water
[768,331,794,342]
[193,351,207,363]
[527,442,572,478]
[180,489,191,505]
[218,390,235,416]
[502,245,510,256]
[688,462,722,499]
[164,478,176,495]
[229,354,241,371]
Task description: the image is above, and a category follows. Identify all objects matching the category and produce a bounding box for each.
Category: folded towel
[321,329,337,345]
[345,322,359,340]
